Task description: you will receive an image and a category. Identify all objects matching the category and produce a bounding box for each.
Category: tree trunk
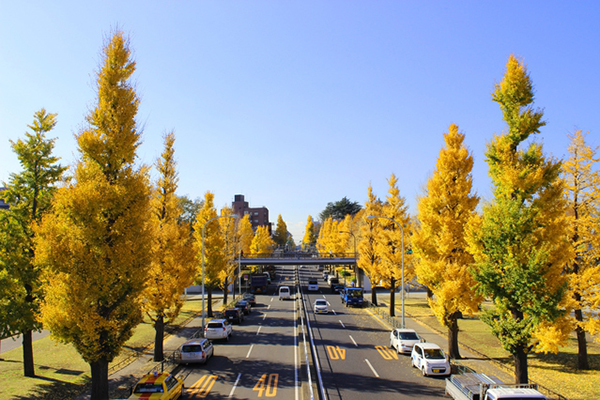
[426,286,433,300]
[23,329,35,377]
[574,308,589,370]
[513,346,528,384]
[207,287,214,317]
[371,286,378,306]
[90,359,109,400]
[153,315,164,362]
[223,278,229,306]
[448,312,461,359]
[389,278,396,317]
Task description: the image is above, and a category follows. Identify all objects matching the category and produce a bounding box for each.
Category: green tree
[466,55,570,384]
[144,132,194,362]
[302,216,317,251]
[413,124,481,359]
[178,195,203,232]
[35,32,151,399]
[563,130,600,370]
[273,214,288,248]
[0,109,66,377]
[319,196,362,221]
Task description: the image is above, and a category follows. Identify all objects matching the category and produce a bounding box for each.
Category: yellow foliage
[413,125,481,327]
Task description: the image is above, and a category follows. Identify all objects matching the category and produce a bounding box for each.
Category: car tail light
[202,351,205,358]
[222,327,226,331]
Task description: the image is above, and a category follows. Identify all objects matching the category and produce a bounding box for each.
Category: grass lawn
[400,297,600,400]
[0,297,205,400]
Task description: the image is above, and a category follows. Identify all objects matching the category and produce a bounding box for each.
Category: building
[232,194,271,234]
[0,187,8,210]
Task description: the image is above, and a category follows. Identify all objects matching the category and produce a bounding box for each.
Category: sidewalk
[75,293,229,400]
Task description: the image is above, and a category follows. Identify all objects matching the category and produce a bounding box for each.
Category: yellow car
[129,371,184,399]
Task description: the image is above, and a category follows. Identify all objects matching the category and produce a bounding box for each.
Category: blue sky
[1,1,598,241]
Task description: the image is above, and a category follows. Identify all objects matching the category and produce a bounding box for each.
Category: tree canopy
[319,196,362,221]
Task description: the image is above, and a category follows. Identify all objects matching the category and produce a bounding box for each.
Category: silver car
[204,319,233,341]
[313,298,328,314]
[389,328,422,353]
[176,338,214,364]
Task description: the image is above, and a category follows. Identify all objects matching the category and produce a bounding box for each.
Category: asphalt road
[299,265,447,400]
[177,266,305,399]
[174,265,447,399]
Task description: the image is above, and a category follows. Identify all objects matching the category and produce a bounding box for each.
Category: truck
[250,274,268,294]
[340,287,365,307]
[445,373,547,400]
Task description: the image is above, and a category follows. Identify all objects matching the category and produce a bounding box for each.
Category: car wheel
[411,357,415,368]
[389,340,393,349]
[421,366,427,377]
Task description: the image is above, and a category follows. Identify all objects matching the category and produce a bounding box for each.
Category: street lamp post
[202,214,238,331]
[367,215,405,328]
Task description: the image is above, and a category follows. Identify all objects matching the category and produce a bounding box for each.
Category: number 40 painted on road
[253,373,278,397]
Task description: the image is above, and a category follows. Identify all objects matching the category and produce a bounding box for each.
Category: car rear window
[207,323,223,328]
[309,280,317,285]
[182,345,203,352]
[134,383,164,393]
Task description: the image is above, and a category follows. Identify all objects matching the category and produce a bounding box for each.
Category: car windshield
[207,323,223,329]
[399,332,419,340]
[424,348,446,359]
[348,289,363,297]
[315,300,327,306]
[134,383,164,393]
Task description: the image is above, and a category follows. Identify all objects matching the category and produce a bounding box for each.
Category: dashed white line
[339,320,346,328]
[246,344,254,358]
[365,359,380,377]
[349,335,358,347]
[262,313,268,320]
[256,326,262,335]
[228,373,242,398]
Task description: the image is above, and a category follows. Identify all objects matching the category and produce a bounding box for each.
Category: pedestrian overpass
[235,252,357,266]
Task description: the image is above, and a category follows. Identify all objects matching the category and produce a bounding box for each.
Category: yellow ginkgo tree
[562,129,600,370]
[35,32,151,399]
[144,132,194,362]
[413,124,481,359]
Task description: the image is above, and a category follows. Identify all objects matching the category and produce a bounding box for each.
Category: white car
[307,280,319,291]
[411,342,451,377]
[204,319,232,341]
[313,299,328,314]
[279,285,291,300]
[389,328,422,353]
[176,338,214,364]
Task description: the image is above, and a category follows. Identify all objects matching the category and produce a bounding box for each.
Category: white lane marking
[256,326,262,335]
[246,344,254,358]
[271,297,274,302]
[267,304,271,309]
[294,293,299,400]
[365,359,380,377]
[332,309,337,315]
[349,335,358,347]
[339,320,346,328]
[228,373,242,398]
[262,313,268,320]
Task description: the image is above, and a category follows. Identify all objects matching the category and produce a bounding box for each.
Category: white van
[279,286,291,300]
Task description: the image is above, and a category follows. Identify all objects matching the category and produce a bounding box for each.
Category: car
[328,277,340,292]
[332,284,344,293]
[411,342,451,377]
[204,319,233,341]
[390,328,422,354]
[176,338,214,365]
[242,293,256,306]
[307,280,319,291]
[235,300,251,315]
[313,298,328,314]
[224,308,244,324]
[279,285,291,300]
[128,371,184,399]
